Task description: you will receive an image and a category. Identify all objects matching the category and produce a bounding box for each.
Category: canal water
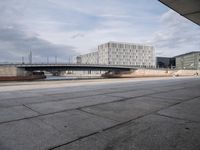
[45,75,102,81]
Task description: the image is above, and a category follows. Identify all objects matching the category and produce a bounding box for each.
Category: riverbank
[0,75,46,81]
[103,69,200,78]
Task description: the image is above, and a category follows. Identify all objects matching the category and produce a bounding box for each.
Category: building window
[138,45,143,49]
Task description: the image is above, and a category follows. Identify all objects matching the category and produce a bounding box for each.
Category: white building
[77,51,98,64]
[77,41,156,67]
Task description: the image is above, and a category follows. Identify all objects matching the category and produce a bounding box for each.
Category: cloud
[24,0,165,54]
[0,0,79,63]
[71,33,85,39]
[0,0,199,62]
[0,26,78,63]
[149,10,200,57]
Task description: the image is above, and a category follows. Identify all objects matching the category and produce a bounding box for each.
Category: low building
[77,41,156,68]
[156,57,175,68]
[175,51,200,70]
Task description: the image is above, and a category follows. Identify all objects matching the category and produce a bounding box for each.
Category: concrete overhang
[159,0,200,25]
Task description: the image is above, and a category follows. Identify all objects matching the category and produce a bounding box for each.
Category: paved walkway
[0,77,200,150]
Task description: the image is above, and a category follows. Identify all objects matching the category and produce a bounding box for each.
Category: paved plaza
[0,77,200,150]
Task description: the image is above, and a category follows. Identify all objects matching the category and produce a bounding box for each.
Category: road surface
[0,77,200,150]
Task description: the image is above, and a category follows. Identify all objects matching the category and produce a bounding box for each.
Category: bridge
[14,64,136,72]
[0,64,139,76]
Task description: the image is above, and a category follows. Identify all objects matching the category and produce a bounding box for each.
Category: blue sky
[0,0,199,63]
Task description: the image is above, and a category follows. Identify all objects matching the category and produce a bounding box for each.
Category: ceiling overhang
[159,0,200,25]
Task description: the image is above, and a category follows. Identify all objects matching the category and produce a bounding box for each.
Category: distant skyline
[0,0,199,63]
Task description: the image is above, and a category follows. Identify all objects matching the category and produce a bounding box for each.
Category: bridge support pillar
[52,71,60,76]
[88,70,91,74]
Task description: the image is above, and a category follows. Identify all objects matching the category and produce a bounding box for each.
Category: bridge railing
[0,63,157,69]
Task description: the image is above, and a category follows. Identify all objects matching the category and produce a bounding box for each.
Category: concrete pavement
[0,77,199,150]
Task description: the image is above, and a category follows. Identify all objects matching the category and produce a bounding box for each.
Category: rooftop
[174,51,200,58]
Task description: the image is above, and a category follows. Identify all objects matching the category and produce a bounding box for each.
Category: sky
[0,0,199,63]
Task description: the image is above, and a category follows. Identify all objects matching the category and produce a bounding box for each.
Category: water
[45,75,102,81]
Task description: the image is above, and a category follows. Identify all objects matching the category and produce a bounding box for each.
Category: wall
[0,66,27,76]
[105,69,200,78]
[176,52,200,70]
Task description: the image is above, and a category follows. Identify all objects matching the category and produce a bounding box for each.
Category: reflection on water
[45,75,102,81]
[45,75,77,80]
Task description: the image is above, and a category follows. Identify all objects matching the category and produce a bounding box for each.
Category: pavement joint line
[153,95,200,112]
[0,87,140,101]
[48,118,142,150]
[0,106,85,125]
[0,79,186,99]
[27,85,186,105]
[0,115,41,125]
[0,87,191,125]
[48,92,200,149]
[48,95,200,148]
[1,93,198,125]
[77,108,120,123]
[0,80,190,108]
[86,100,189,132]
[22,104,43,115]
[103,94,128,99]
[0,80,198,117]
[0,91,118,108]
[2,87,139,101]
[37,117,66,135]
[75,88,189,110]
[0,85,175,107]
[155,113,200,124]
[0,78,199,149]
[0,79,189,101]
[0,89,180,125]
[48,95,192,149]
[148,88,200,100]
[49,111,200,150]
[48,131,100,150]
[150,95,200,101]
[148,95,183,100]
[73,93,164,110]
